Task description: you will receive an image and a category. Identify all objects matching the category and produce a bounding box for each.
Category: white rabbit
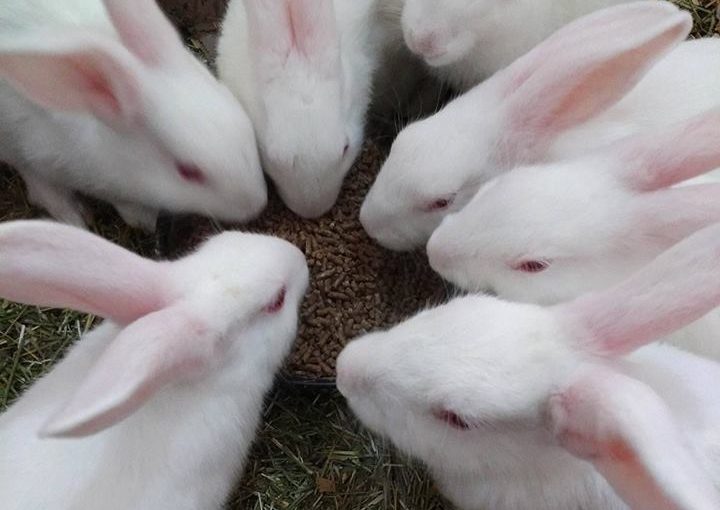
[428,107,720,298]
[361,1,720,251]
[0,220,309,510]
[0,0,265,231]
[400,0,630,91]
[338,222,720,510]
[427,108,720,359]
[217,0,393,218]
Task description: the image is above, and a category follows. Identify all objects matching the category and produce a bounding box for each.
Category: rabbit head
[339,222,720,510]
[360,1,691,250]
[428,108,720,303]
[0,220,308,437]
[235,0,367,218]
[401,0,492,66]
[0,0,266,224]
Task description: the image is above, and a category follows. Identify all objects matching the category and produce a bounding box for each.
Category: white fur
[217,0,395,218]
[0,0,265,230]
[0,221,309,510]
[427,108,720,359]
[338,224,720,510]
[360,2,720,250]
[400,0,630,90]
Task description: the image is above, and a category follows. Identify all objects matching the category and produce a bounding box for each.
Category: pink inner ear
[597,441,683,510]
[245,0,295,73]
[549,367,720,510]
[286,0,338,64]
[40,304,220,438]
[635,184,720,248]
[616,108,720,192]
[286,1,299,53]
[103,0,183,67]
[495,3,690,153]
[607,439,637,463]
[72,59,121,116]
[0,221,168,324]
[42,352,211,438]
[0,32,141,123]
[562,222,720,357]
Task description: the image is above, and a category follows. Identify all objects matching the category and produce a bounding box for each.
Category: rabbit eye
[264,286,286,314]
[342,140,350,157]
[425,195,455,212]
[513,260,550,273]
[433,409,471,430]
[176,163,206,185]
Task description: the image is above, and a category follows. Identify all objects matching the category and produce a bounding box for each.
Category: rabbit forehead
[385,111,499,200]
[259,82,348,157]
[170,232,307,301]
[366,297,575,413]
[143,63,255,169]
[457,161,629,257]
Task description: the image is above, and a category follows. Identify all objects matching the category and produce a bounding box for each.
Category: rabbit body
[218,0,394,217]
[0,0,265,230]
[339,223,720,510]
[0,221,309,510]
[0,323,268,510]
[427,105,720,360]
[0,0,112,167]
[429,338,720,510]
[400,0,631,91]
[360,3,720,251]
[338,295,720,509]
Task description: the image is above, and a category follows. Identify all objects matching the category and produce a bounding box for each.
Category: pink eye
[425,195,455,212]
[176,163,206,184]
[433,410,471,430]
[264,286,286,314]
[513,260,550,273]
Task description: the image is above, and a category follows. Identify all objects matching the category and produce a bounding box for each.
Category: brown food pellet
[165,140,449,380]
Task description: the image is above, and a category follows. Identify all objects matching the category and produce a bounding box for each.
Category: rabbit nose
[359,206,381,236]
[407,30,446,60]
[427,235,457,272]
[336,345,374,397]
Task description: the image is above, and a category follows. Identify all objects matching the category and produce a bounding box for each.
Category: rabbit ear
[0,31,142,124]
[635,184,720,245]
[612,108,720,192]
[245,0,339,76]
[40,301,228,438]
[559,223,720,356]
[0,221,168,325]
[549,366,720,510]
[498,1,690,145]
[103,0,184,67]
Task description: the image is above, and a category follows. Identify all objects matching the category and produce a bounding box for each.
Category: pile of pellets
[167,141,450,380]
